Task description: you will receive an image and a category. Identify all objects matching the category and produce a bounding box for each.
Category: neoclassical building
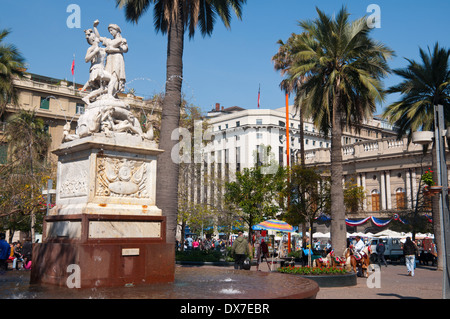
[187,103,446,235]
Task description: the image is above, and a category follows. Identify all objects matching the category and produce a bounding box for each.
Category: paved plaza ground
[0,260,444,299]
[245,260,443,299]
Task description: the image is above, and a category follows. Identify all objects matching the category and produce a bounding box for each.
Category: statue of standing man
[93,20,128,99]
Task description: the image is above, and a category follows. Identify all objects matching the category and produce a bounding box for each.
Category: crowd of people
[0,233,32,274]
[178,235,227,252]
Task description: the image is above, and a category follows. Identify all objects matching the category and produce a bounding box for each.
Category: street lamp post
[433,104,450,299]
[412,104,450,299]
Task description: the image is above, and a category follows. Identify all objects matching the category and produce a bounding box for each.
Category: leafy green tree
[0,110,52,240]
[286,7,393,255]
[0,28,25,117]
[224,165,285,239]
[115,0,246,244]
[343,177,366,214]
[382,43,450,270]
[281,165,330,239]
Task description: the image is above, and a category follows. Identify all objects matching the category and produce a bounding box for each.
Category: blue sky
[2,0,450,114]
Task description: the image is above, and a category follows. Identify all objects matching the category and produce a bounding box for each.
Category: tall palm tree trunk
[330,90,347,256]
[156,7,184,244]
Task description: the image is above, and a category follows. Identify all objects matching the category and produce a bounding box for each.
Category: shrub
[277,266,347,276]
[176,249,223,262]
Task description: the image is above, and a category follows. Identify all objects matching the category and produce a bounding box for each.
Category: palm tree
[115,0,246,243]
[382,43,450,270]
[0,28,25,117]
[273,34,309,237]
[288,7,393,255]
[273,34,308,166]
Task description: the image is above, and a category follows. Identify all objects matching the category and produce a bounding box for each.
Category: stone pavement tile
[248,260,443,299]
[316,264,442,299]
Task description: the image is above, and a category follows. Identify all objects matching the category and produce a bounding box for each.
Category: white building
[203,103,395,175]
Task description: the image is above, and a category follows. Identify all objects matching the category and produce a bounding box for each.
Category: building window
[76,103,85,114]
[371,189,380,211]
[396,188,406,210]
[218,125,221,131]
[279,121,285,127]
[279,146,284,167]
[256,119,263,125]
[236,147,241,172]
[256,133,263,139]
[236,121,240,127]
[0,143,7,164]
[40,97,49,110]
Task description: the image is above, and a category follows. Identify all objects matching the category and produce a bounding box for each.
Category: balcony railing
[305,137,421,165]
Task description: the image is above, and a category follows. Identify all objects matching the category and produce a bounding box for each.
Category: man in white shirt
[353,236,366,259]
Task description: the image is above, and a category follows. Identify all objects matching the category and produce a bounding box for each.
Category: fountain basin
[2,266,319,299]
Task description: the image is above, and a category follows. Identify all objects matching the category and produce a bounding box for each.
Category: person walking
[231,232,250,270]
[12,242,23,270]
[186,235,193,250]
[403,237,418,276]
[376,240,388,267]
[0,233,11,274]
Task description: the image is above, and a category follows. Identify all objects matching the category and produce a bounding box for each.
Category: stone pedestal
[31,134,175,288]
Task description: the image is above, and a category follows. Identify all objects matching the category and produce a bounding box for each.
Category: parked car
[369,237,404,263]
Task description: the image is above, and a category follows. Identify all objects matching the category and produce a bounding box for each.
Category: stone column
[406,169,412,209]
[386,170,392,210]
[361,173,367,211]
[411,168,417,203]
[380,172,386,210]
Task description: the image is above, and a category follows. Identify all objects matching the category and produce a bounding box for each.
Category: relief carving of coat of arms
[96,157,149,198]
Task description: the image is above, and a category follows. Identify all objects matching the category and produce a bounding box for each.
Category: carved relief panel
[59,159,89,198]
[96,156,151,198]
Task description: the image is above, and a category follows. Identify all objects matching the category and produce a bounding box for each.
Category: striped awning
[254,219,294,232]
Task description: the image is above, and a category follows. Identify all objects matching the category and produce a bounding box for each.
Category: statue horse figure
[349,246,371,278]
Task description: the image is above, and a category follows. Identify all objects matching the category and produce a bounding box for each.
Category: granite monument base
[30,240,174,288]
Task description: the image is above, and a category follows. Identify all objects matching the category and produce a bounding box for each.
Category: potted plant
[421,169,442,195]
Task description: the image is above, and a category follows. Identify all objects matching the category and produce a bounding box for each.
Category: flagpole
[286,94,290,168]
[72,54,75,94]
[257,84,261,108]
[286,93,291,253]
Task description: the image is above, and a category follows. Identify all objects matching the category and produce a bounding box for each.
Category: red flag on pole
[257,84,260,108]
[71,58,75,76]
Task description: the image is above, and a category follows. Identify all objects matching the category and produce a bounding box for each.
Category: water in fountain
[1,266,319,299]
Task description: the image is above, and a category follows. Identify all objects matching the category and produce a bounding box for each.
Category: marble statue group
[64,20,153,142]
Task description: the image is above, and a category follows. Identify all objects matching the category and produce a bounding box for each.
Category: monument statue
[64,20,152,142]
[31,20,173,289]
